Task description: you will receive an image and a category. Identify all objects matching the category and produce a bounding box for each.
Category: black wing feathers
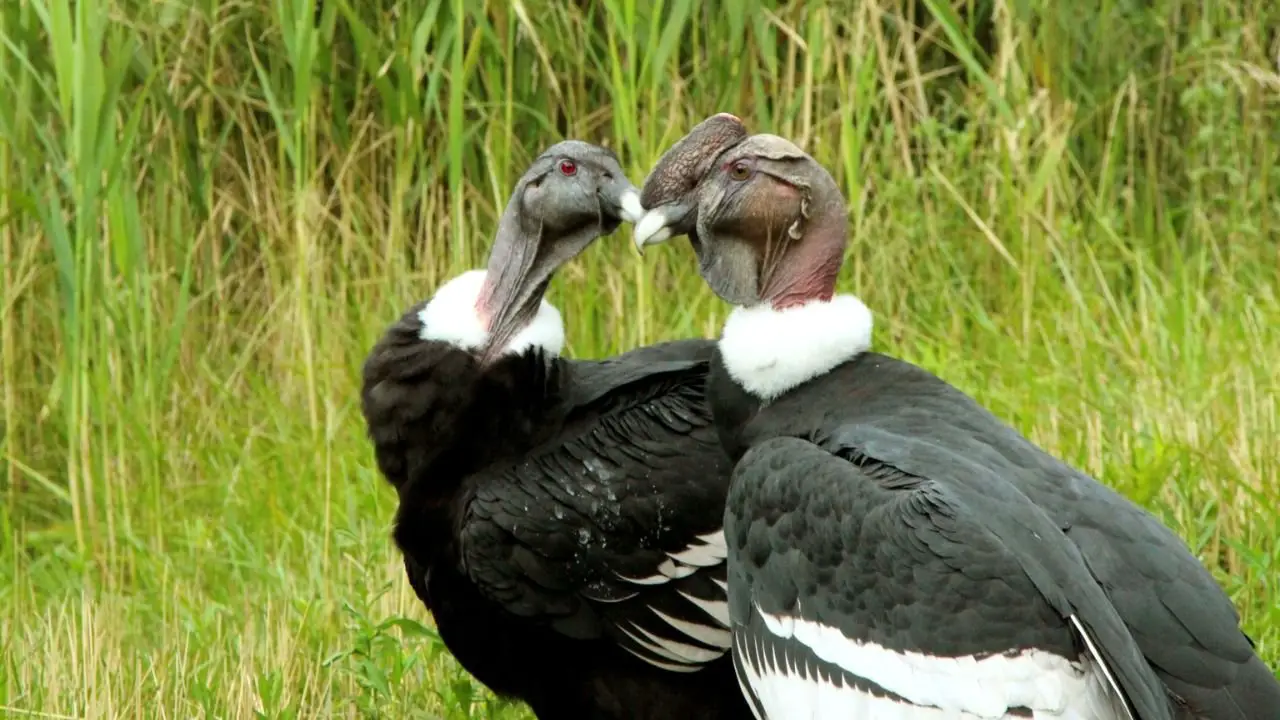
[727,434,1172,718]
[565,338,717,408]
[803,354,1276,709]
[827,424,1173,718]
[459,343,736,670]
[729,436,1077,659]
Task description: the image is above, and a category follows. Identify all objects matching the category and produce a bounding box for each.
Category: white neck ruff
[718,294,874,402]
[416,269,565,357]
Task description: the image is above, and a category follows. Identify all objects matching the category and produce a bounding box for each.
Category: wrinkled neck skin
[465,202,605,363]
[473,206,554,362]
[758,213,846,311]
[476,253,536,331]
[760,252,842,310]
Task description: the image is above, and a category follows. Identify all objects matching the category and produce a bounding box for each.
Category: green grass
[2,0,1278,717]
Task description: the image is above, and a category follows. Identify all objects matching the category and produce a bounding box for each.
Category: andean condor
[360,140,752,719]
[631,115,1280,719]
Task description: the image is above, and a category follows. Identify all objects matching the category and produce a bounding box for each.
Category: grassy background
[2,0,1278,717]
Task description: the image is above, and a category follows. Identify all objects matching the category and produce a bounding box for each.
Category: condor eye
[558,160,578,176]
[728,162,751,181]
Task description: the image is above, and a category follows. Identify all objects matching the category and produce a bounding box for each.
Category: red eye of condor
[559,160,577,176]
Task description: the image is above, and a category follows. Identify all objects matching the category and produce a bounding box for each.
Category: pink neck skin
[762,234,844,311]
[474,277,497,331]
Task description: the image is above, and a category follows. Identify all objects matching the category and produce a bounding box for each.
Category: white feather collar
[718,294,874,401]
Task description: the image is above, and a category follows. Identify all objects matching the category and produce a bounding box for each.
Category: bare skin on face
[477,141,642,362]
[639,113,748,210]
[635,121,848,310]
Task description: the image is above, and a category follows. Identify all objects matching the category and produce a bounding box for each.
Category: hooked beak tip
[619,189,645,225]
[633,209,673,255]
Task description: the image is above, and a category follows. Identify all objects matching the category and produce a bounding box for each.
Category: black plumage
[714,353,1178,717]
[360,142,750,719]
[715,352,1279,718]
[632,116,1280,718]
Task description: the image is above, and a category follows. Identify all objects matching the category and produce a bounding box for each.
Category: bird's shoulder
[362,295,579,482]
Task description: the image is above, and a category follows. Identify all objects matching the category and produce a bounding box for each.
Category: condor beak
[618,188,645,225]
[632,201,694,254]
[599,174,645,227]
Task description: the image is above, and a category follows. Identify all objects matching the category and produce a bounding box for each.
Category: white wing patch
[1069,615,1136,720]
[738,627,970,719]
[617,530,727,586]
[733,634,768,720]
[676,589,730,630]
[618,619,726,674]
[650,605,732,648]
[742,607,1128,719]
[667,537,727,567]
[617,627,705,674]
[624,621,724,664]
[611,530,733,673]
